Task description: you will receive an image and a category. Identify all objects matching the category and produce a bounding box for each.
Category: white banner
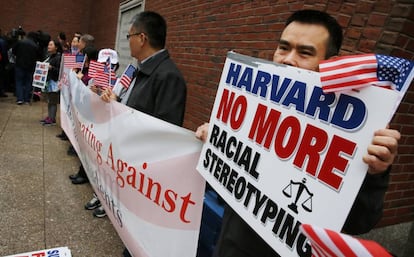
[196,52,401,257]
[59,69,206,257]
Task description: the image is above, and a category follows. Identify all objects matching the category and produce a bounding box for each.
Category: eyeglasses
[126,32,141,40]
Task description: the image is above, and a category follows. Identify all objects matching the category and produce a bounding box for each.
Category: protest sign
[196,52,407,257]
[32,61,49,89]
[59,69,205,257]
[4,246,71,257]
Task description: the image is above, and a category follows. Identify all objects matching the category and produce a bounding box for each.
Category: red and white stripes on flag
[319,54,414,93]
[319,54,378,93]
[119,64,136,89]
[63,53,85,70]
[300,224,393,257]
[89,60,117,89]
[88,60,105,78]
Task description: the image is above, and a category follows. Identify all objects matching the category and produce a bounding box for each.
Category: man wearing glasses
[103,11,187,127]
[101,11,187,257]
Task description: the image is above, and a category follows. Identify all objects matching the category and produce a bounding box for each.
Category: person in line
[0,30,8,97]
[69,44,99,185]
[58,32,70,53]
[12,31,40,104]
[195,9,401,257]
[84,48,120,218]
[40,39,62,126]
[70,32,82,55]
[100,11,187,257]
[56,32,83,141]
[77,34,94,55]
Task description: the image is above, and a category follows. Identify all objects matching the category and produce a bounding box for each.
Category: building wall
[1,0,92,45]
[0,0,121,50]
[1,0,413,229]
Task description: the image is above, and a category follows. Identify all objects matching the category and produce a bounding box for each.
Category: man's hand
[364,128,400,174]
[76,71,83,80]
[100,88,117,103]
[89,84,99,94]
[195,122,209,142]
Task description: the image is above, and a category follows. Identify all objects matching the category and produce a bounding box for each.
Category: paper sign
[196,52,401,257]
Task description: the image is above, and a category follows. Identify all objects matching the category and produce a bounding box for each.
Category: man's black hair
[131,11,167,49]
[83,46,98,61]
[59,32,67,41]
[286,9,343,58]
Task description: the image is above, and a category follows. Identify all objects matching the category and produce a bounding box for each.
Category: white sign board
[196,52,401,257]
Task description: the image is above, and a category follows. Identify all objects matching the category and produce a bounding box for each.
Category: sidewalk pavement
[0,95,124,256]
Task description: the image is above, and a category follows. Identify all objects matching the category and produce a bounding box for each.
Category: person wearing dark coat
[12,31,40,104]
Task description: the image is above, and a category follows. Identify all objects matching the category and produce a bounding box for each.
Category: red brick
[362,27,382,40]
[351,14,366,26]
[355,1,374,13]
[368,13,387,27]
[345,27,362,39]
[373,0,395,13]
[358,39,376,52]
[402,20,414,37]
[391,4,413,18]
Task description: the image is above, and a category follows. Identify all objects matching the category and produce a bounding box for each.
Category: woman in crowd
[40,39,62,126]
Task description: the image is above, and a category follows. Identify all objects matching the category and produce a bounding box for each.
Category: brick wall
[0,0,121,50]
[0,0,92,45]
[87,0,122,49]
[1,0,413,229]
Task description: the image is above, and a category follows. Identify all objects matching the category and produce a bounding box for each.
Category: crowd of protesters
[0,26,114,216]
[0,27,67,102]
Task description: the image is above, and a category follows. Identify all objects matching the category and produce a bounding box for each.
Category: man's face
[71,37,79,48]
[78,39,86,51]
[128,25,145,61]
[273,21,330,72]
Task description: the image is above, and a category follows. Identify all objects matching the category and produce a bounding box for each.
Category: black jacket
[12,37,39,71]
[47,52,62,82]
[126,49,187,126]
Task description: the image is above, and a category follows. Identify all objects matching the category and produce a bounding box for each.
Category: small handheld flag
[119,64,136,89]
[319,54,414,94]
[89,59,117,88]
[63,53,85,70]
[300,224,393,257]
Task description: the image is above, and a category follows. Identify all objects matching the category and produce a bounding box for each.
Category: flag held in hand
[119,64,136,89]
[300,224,393,257]
[63,53,85,70]
[319,54,414,94]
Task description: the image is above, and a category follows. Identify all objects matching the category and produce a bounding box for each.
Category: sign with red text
[32,61,49,89]
[196,52,402,257]
[59,69,205,257]
[4,247,71,257]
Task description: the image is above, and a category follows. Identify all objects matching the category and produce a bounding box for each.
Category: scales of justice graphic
[282,178,314,214]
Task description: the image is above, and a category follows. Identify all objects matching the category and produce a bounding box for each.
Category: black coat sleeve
[342,166,391,235]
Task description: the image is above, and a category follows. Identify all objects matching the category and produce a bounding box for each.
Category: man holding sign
[196,9,401,257]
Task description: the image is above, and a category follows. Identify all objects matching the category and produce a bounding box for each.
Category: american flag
[89,59,117,88]
[119,64,136,89]
[63,53,85,69]
[319,54,414,93]
[300,224,393,257]
[88,60,104,78]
